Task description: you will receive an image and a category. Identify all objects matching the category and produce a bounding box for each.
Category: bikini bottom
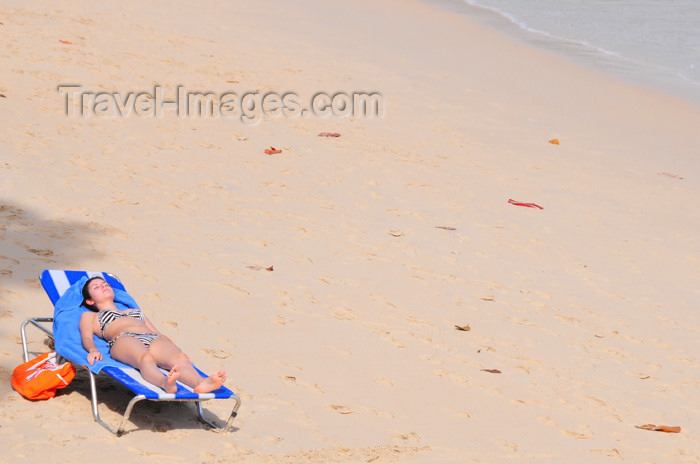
[108,332,161,350]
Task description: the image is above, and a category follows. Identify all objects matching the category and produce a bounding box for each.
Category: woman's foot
[165,365,180,393]
[194,370,226,393]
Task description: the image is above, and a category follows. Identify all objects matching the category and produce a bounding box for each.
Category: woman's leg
[110,335,179,393]
[148,336,226,393]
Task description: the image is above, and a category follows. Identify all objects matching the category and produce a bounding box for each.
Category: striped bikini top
[97,308,145,338]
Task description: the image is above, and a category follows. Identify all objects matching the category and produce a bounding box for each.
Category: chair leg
[118,395,146,436]
[20,317,54,362]
[195,395,241,433]
[87,369,146,436]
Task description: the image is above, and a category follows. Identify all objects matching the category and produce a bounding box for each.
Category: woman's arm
[79,312,103,365]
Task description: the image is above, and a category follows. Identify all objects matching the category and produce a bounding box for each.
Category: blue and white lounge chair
[20,270,241,436]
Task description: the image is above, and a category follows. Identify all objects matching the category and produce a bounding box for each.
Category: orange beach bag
[12,352,76,400]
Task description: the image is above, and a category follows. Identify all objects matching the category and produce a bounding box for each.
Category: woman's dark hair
[82,276,106,312]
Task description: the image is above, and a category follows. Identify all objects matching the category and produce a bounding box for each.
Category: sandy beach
[1,0,699,462]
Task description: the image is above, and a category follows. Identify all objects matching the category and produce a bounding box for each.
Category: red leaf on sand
[264,147,282,155]
[548,139,560,145]
[658,172,684,180]
[635,424,681,433]
[59,40,73,44]
[481,369,501,374]
[247,265,274,272]
[318,132,341,137]
[508,199,543,210]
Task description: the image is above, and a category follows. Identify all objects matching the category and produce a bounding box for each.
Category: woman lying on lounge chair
[79,276,226,394]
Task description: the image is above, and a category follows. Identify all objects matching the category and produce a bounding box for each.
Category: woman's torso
[92,308,149,341]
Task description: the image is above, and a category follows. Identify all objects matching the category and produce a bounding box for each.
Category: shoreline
[421,0,700,107]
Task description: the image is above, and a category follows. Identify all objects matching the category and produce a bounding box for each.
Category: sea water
[430,0,700,106]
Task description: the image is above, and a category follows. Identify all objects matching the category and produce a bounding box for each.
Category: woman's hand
[87,349,103,365]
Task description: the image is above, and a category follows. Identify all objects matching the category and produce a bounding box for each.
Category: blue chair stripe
[40,270,62,305]
[103,366,166,400]
[41,270,126,305]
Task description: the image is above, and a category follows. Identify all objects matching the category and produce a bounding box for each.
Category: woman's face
[86,278,114,306]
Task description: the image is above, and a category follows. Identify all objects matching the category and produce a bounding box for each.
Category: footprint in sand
[274,361,303,372]
[331,308,355,321]
[555,314,581,325]
[150,421,171,433]
[201,348,230,359]
[216,282,250,295]
[329,404,354,414]
[498,441,518,452]
[323,345,351,356]
[536,416,558,427]
[27,248,54,257]
[368,408,394,419]
[406,315,433,327]
[393,431,421,442]
[280,375,324,393]
[563,430,591,439]
[591,448,622,459]
[368,327,405,348]
[374,377,394,387]
[434,370,469,384]
[1,290,23,301]
[306,383,324,394]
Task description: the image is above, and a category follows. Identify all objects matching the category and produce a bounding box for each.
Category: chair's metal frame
[19,273,241,436]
